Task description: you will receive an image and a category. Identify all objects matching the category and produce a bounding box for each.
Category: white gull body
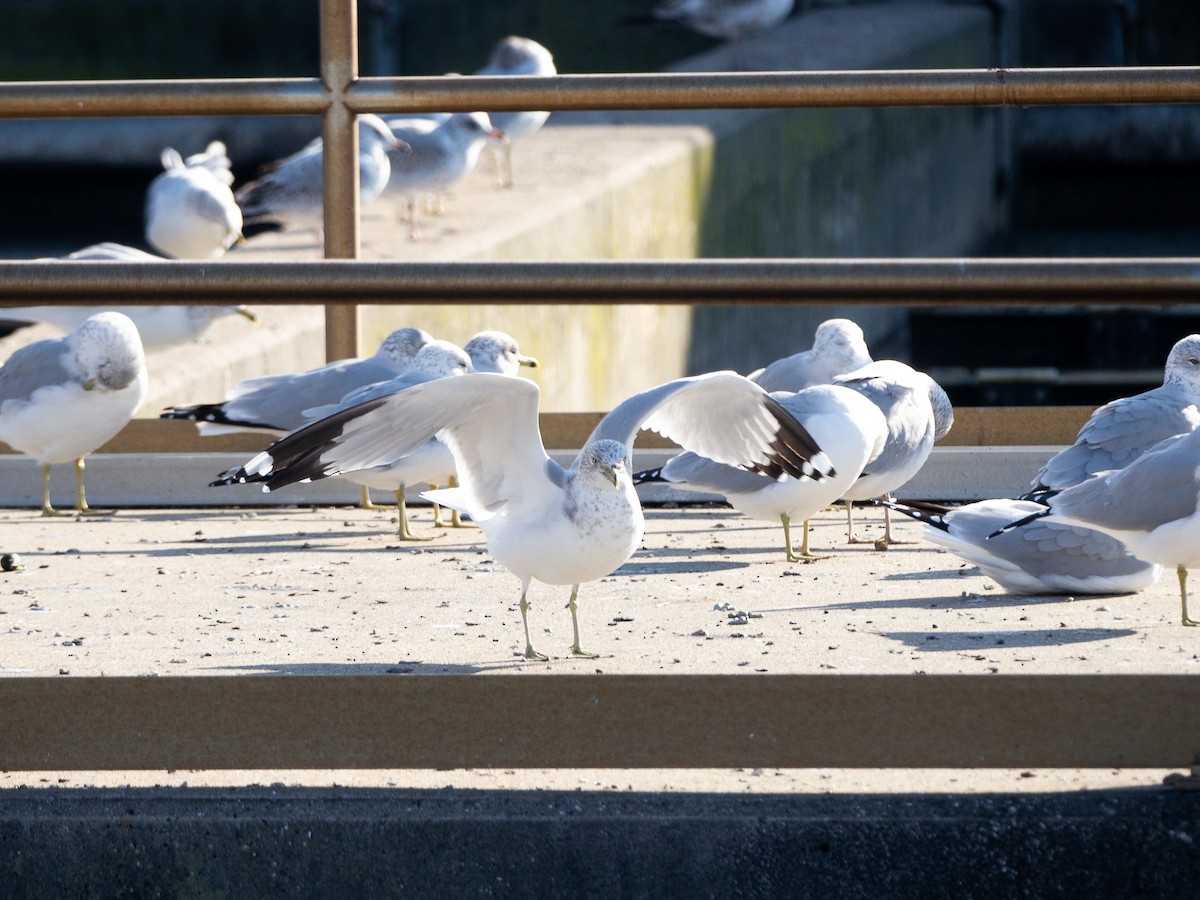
[0,311,148,514]
[145,143,243,259]
[222,370,833,658]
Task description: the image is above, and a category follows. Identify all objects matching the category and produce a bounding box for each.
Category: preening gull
[218,370,833,659]
[145,143,243,259]
[0,312,147,515]
[4,243,258,350]
[994,427,1200,625]
[748,318,874,393]
[474,36,556,187]
[635,383,886,561]
[882,498,1161,596]
[236,114,409,237]
[381,112,506,239]
[299,332,540,540]
[160,326,433,437]
[1027,333,1200,495]
[834,360,954,545]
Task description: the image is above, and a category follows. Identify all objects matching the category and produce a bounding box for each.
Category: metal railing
[2,0,1199,773]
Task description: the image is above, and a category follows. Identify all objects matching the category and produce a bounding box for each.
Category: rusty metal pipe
[2,68,1199,121]
[3,259,1200,306]
[0,79,328,119]
[319,0,361,359]
[296,66,1200,114]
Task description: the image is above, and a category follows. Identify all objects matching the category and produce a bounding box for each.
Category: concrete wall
[353,1,1009,409]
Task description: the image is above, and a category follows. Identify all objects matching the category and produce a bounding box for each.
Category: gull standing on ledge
[474,36,556,187]
[145,142,243,259]
[0,312,148,515]
[219,371,832,660]
[635,383,884,561]
[834,359,954,546]
[381,112,507,239]
[236,115,409,239]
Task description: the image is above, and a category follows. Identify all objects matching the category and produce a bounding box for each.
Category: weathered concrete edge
[0,446,1053,508]
[1,787,1197,899]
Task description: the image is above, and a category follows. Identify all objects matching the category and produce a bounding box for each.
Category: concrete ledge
[1,787,1197,899]
[0,446,1055,509]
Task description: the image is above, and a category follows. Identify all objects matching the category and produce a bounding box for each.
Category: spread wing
[218,374,560,521]
[588,371,833,481]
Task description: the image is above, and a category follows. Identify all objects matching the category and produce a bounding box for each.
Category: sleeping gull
[993,427,1200,625]
[627,0,795,67]
[474,36,556,188]
[298,331,540,540]
[834,359,954,546]
[1027,333,1200,495]
[236,114,409,238]
[144,143,243,259]
[882,498,1161,595]
[635,383,886,561]
[160,326,433,437]
[3,244,258,350]
[0,311,148,515]
[748,318,874,393]
[218,370,833,659]
[380,112,507,239]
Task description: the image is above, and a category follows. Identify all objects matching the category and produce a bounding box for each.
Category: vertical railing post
[319,0,361,362]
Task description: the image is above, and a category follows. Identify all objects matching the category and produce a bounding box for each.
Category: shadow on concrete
[879,628,1139,653]
[1,785,1196,898]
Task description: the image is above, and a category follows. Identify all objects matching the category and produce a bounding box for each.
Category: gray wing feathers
[0,337,74,405]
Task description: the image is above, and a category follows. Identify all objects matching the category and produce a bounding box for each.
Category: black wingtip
[632,466,666,485]
[755,395,834,482]
[874,498,950,532]
[987,507,1051,540]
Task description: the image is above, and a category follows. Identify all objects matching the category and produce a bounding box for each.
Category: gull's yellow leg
[1179,565,1198,626]
[39,464,66,517]
[519,583,548,661]
[393,485,433,542]
[784,514,827,562]
[568,585,598,658]
[359,485,382,510]
[74,457,112,516]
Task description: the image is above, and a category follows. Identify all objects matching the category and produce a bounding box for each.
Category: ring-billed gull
[381,112,507,239]
[834,360,954,546]
[626,0,794,67]
[748,318,874,393]
[892,336,1200,592]
[298,331,540,540]
[3,243,258,350]
[144,143,243,259]
[882,498,1161,595]
[218,371,833,659]
[0,311,147,516]
[236,114,409,238]
[993,427,1200,625]
[635,383,885,561]
[1027,333,1200,495]
[160,326,433,436]
[474,36,555,188]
